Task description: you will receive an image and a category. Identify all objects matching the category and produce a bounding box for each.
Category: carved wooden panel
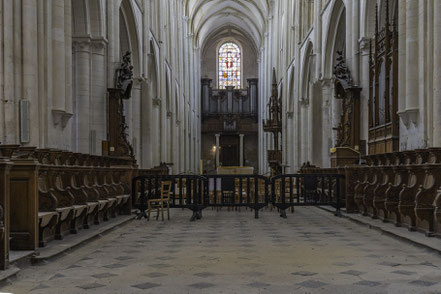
[368,0,399,154]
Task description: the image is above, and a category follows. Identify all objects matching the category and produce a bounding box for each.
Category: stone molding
[152,97,161,106]
[91,37,108,55]
[72,38,91,52]
[52,109,73,128]
[299,97,310,107]
[398,108,419,128]
[359,37,371,54]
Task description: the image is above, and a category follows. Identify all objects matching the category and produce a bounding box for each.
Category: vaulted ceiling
[184,0,270,50]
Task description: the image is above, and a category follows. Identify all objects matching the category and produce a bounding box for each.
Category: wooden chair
[147,181,172,221]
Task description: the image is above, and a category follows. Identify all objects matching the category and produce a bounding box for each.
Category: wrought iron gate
[132,173,344,221]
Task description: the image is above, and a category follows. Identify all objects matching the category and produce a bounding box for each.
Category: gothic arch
[323,0,346,79]
[364,0,398,38]
[363,0,377,38]
[72,0,104,37]
[119,0,140,76]
[301,42,314,100]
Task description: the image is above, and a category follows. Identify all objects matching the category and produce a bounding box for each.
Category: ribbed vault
[184,0,270,49]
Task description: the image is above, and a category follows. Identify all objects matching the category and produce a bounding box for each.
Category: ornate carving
[368,0,399,154]
[333,52,361,150]
[333,51,353,87]
[152,97,161,106]
[263,68,283,176]
[115,51,134,99]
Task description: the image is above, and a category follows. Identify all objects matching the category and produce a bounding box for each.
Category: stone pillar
[141,79,153,168]
[351,0,360,85]
[0,159,12,270]
[22,0,39,145]
[152,98,161,166]
[345,0,353,72]
[359,38,371,147]
[201,78,211,113]
[398,1,407,113]
[247,79,258,113]
[405,0,419,111]
[0,0,3,141]
[215,134,220,168]
[434,0,441,146]
[91,38,108,155]
[239,134,244,167]
[52,0,66,112]
[321,79,333,167]
[64,0,72,114]
[73,39,91,153]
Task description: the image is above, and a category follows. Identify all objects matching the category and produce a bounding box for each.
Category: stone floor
[3,207,441,294]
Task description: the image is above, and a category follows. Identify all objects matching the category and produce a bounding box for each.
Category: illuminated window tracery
[218,42,241,89]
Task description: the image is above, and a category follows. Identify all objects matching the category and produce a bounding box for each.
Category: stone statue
[115,51,134,98]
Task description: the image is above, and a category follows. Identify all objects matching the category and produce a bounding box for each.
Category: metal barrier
[271,174,344,218]
[132,175,208,221]
[132,173,344,221]
[203,175,269,218]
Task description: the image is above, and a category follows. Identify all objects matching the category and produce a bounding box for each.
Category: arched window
[218,42,241,89]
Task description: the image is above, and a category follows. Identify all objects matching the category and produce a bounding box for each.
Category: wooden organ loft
[368,0,399,154]
[200,79,258,173]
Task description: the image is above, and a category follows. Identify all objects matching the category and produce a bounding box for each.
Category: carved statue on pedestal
[106,52,135,159]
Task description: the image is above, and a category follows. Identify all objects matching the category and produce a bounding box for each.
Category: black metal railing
[132,173,344,221]
[203,175,269,218]
[271,174,344,217]
[132,175,208,221]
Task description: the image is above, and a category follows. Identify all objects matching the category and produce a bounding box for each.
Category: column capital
[72,37,91,52]
[91,37,108,55]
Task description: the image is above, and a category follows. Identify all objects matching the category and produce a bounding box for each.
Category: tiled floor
[3,207,441,293]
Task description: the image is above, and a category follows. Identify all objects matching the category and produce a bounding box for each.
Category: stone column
[91,38,108,155]
[141,79,153,168]
[201,78,211,113]
[359,38,371,146]
[405,0,419,111]
[52,0,65,112]
[345,0,353,72]
[352,0,360,85]
[434,0,441,146]
[321,79,333,167]
[73,39,91,153]
[248,79,258,113]
[22,0,39,145]
[64,0,72,114]
[215,134,220,168]
[239,134,244,167]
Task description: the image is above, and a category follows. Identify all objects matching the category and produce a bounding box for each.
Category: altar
[216,166,254,175]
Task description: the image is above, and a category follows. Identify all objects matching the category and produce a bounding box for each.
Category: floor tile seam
[316,206,441,257]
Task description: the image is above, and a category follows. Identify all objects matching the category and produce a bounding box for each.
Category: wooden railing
[0,144,144,270]
[301,148,441,237]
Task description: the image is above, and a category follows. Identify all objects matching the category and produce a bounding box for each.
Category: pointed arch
[323,0,346,79]
[119,0,140,76]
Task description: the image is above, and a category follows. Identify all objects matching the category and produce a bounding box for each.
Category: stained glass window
[218,42,241,89]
